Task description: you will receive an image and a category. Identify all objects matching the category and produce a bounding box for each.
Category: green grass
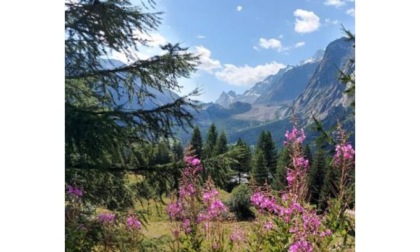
[134,188,251,251]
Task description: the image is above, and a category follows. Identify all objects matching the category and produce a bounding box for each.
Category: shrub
[228,184,255,220]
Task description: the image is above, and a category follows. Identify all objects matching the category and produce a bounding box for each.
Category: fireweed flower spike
[167,153,228,251]
[284,127,306,145]
[67,185,83,198]
[333,143,355,166]
[250,127,332,251]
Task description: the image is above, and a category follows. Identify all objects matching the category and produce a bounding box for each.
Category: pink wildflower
[230,228,245,243]
[126,216,141,230]
[284,127,306,145]
[97,213,115,224]
[167,202,182,220]
[264,220,274,230]
[286,169,296,185]
[333,143,355,166]
[289,240,312,252]
[67,185,83,198]
[182,219,192,233]
[172,228,180,239]
[293,157,309,170]
[191,158,201,166]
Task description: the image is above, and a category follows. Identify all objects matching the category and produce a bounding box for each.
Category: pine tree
[171,140,184,162]
[171,140,184,193]
[233,138,252,173]
[151,141,172,166]
[203,123,218,158]
[252,150,269,186]
[256,131,277,176]
[319,156,339,211]
[308,149,327,208]
[213,131,228,156]
[65,0,199,169]
[273,147,290,190]
[190,126,203,159]
[65,0,199,208]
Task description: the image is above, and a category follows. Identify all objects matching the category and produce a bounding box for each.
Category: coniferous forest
[65,0,355,251]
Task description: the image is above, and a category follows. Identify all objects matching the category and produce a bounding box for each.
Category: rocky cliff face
[254,61,320,105]
[290,37,354,124]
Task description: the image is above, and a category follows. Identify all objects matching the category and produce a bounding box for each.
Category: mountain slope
[290,37,354,124]
[254,61,320,105]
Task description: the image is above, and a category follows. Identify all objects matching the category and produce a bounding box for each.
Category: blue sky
[124,0,355,102]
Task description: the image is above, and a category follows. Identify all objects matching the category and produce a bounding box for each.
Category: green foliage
[308,149,328,210]
[203,146,244,189]
[65,139,185,213]
[339,25,355,112]
[256,131,277,175]
[303,144,312,165]
[252,150,269,186]
[318,156,339,211]
[190,126,203,158]
[232,138,252,173]
[150,141,172,166]
[203,123,218,159]
[65,192,146,252]
[171,140,184,192]
[228,184,255,220]
[66,170,136,210]
[197,124,248,189]
[273,147,290,191]
[65,199,100,252]
[324,199,355,250]
[310,116,337,154]
[213,131,228,156]
[65,0,200,212]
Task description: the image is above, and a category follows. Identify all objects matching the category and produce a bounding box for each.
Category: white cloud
[295,41,305,48]
[215,62,286,86]
[133,31,167,47]
[259,38,282,50]
[294,9,321,33]
[197,34,206,39]
[109,32,168,63]
[325,18,340,25]
[237,6,243,12]
[109,47,163,64]
[108,30,169,63]
[324,0,346,7]
[194,46,221,73]
[255,37,305,52]
[346,8,355,17]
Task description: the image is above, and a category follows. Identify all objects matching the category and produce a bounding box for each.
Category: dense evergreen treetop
[190,126,203,158]
[213,131,228,156]
[256,131,277,174]
[65,0,200,169]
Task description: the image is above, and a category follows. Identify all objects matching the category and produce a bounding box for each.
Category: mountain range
[101,36,355,147]
[185,37,355,146]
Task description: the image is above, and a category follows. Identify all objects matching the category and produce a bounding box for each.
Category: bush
[228,184,255,220]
